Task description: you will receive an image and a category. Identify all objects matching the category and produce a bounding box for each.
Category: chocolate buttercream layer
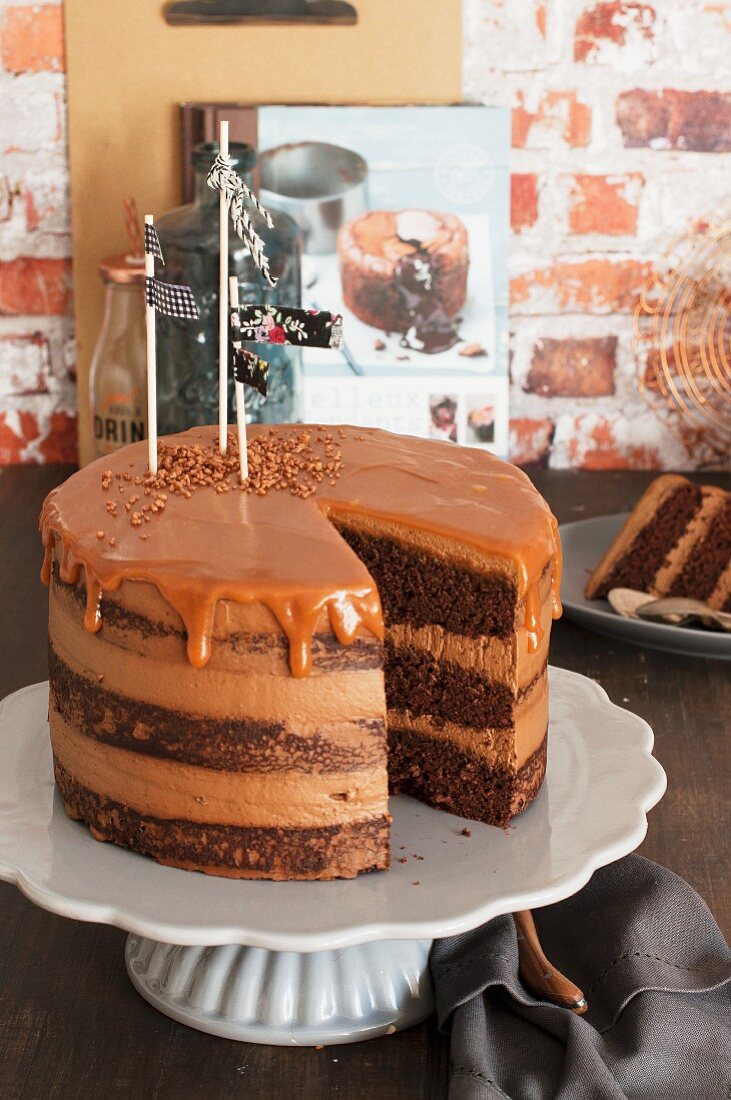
[54,761,390,881]
[388,728,547,828]
[50,596,386,724]
[667,496,731,602]
[49,646,386,773]
[50,708,387,830]
[52,567,384,673]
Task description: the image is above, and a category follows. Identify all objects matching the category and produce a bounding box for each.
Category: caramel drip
[550,514,563,620]
[39,425,561,677]
[524,584,542,654]
[83,575,103,633]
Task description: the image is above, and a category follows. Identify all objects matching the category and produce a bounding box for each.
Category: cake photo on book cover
[338,209,469,355]
[585,474,731,610]
[226,104,511,449]
[40,425,562,881]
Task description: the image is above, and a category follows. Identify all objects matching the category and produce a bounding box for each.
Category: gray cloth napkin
[430,855,731,1100]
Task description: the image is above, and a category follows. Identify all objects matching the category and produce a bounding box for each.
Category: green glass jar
[154,141,303,435]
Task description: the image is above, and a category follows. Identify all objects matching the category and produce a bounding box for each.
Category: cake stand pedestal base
[125,935,435,1045]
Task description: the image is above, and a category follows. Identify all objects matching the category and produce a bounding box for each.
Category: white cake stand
[0,668,665,1046]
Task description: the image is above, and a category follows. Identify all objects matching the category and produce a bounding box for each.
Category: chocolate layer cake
[41,425,561,880]
[338,210,468,352]
[585,474,731,610]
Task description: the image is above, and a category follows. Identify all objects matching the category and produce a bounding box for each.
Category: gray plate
[559,514,731,661]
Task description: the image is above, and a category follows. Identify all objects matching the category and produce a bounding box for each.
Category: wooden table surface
[1,464,728,1100]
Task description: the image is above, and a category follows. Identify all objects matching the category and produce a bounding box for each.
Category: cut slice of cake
[585,474,731,611]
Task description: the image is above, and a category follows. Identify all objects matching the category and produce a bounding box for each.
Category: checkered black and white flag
[144,223,164,264]
[232,347,269,397]
[146,277,199,320]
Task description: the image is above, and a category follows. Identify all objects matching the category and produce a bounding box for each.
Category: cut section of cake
[41,425,561,880]
[585,473,731,610]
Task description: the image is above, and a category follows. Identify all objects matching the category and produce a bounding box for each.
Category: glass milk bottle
[88,254,147,459]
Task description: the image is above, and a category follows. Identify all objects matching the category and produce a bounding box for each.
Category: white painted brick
[664,0,731,75]
[551,408,698,469]
[463,0,556,82]
[0,332,50,395]
[575,2,662,70]
[0,72,63,153]
[22,158,70,233]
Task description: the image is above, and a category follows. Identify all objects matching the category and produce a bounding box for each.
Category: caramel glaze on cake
[41,425,561,881]
[585,474,731,610]
[338,210,468,337]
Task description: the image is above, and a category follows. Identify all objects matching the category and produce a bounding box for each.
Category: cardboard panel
[64,0,463,463]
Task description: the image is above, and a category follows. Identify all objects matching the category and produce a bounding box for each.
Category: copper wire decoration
[634,205,731,464]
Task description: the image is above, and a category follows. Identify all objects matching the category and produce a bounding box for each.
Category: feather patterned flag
[144,222,164,264]
[232,347,269,397]
[207,152,278,288]
[231,304,343,349]
[145,277,199,320]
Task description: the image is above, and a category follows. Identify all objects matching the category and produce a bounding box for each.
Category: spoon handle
[514,910,588,1014]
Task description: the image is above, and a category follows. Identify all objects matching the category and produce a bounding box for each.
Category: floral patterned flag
[230,304,343,349]
[232,347,269,397]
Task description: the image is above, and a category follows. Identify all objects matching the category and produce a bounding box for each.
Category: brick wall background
[0,0,729,467]
[465,0,731,469]
[0,0,76,464]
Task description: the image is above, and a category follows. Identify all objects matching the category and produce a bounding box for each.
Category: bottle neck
[194,165,254,208]
[103,281,144,334]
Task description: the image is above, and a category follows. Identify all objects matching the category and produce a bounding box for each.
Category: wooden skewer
[122,197,143,259]
[218,120,229,456]
[513,910,588,1015]
[228,275,248,482]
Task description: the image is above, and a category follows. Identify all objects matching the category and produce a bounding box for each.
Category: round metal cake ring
[0,670,666,1045]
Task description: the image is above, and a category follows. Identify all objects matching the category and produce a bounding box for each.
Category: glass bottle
[88,253,147,459]
[154,141,302,435]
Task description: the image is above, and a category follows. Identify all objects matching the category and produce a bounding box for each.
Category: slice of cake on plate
[585,473,731,610]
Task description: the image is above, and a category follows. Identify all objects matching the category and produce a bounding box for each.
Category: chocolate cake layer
[587,480,703,598]
[384,640,515,730]
[388,728,547,828]
[334,523,517,639]
[50,646,386,773]
[54,761,390,880]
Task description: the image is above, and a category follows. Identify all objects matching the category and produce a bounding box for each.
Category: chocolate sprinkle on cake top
[101,428,345,526]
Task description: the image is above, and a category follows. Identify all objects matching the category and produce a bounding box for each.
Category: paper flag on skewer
[145,277,199,320]
[232,347,269,397]
[207,152,278,288]
[144,223,164,264]
[231,304,343,349]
